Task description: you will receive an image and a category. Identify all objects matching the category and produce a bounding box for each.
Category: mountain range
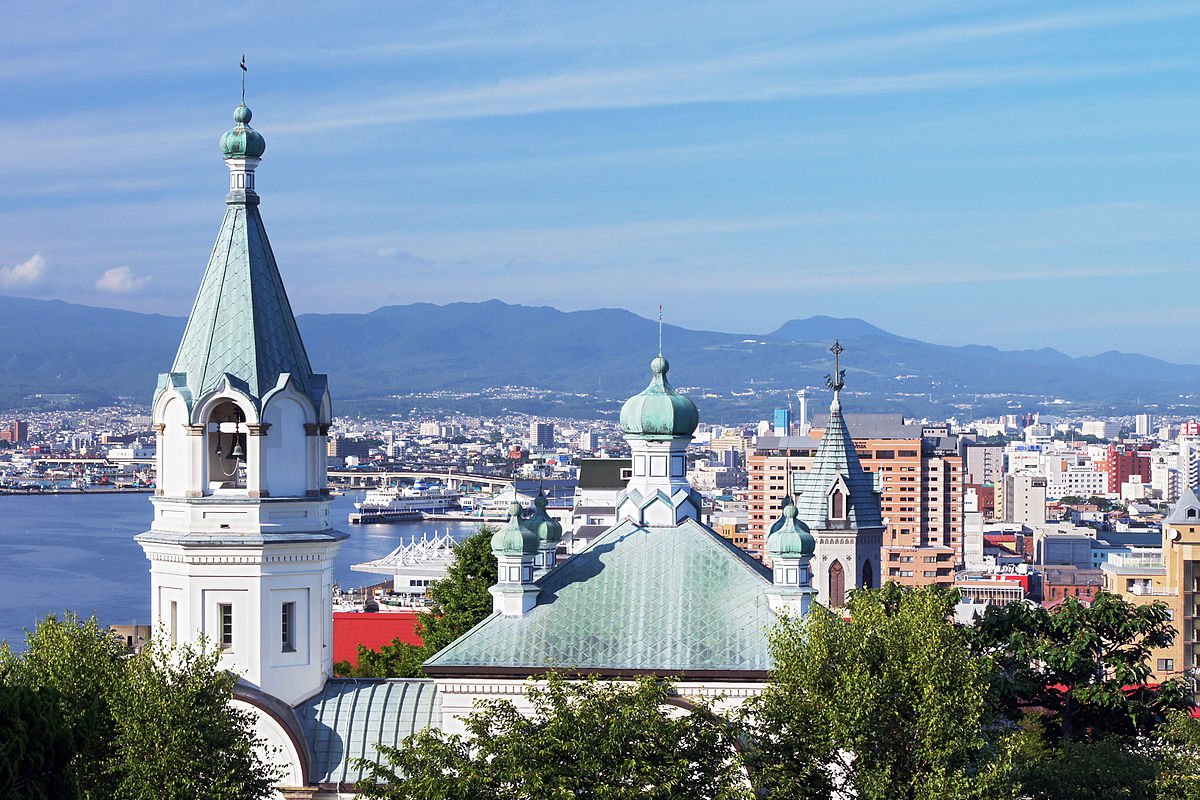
[2,294,1195,421]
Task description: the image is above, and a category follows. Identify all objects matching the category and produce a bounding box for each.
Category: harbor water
[0,491,487,648]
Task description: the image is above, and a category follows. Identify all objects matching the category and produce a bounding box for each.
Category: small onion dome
[220,104,266,159]
[766,503,815,559]
[490,502,538,556]
[619,355,699,438]
[768,496,795,535]
[526,491,563,545]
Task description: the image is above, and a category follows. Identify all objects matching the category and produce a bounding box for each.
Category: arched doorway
[829,560,845,607]
[862,560,873,590]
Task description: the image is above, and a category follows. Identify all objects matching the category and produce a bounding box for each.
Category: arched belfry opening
[862,560,873,590]
[830,488,846,521]
[206,400,247,491]
[829,560,845,607]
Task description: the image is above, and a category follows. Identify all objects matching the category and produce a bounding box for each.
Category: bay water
[0,491,486,648]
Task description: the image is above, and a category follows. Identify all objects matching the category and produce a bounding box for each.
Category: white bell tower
[136,103,346,706]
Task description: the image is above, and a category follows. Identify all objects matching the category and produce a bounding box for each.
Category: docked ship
[350,483,461,524]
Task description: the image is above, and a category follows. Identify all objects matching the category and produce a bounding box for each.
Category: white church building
[139,100,880,798]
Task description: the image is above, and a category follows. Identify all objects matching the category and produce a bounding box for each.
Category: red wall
[333,611,423,666]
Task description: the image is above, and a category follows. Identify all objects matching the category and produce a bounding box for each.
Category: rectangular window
[281,602,296,652]
[219,603,233,650]
[169,600,178,646]
[1158,659,1175,672]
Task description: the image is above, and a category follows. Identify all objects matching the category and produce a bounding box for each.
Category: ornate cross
[826,339,846,392]
[241,53,247,106]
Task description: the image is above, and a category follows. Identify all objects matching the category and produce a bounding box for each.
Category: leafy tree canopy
[0,614,278,800]
[742,583,1015,800]
[968,592,1188,741]
[355,674,751,800]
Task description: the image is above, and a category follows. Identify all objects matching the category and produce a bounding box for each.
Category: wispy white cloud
[95,266,151,293]
[0,254,46,287]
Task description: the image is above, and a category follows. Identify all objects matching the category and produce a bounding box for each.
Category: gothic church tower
[136,103,346,706]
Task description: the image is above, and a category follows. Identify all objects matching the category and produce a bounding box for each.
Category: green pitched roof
[424,518,776,676]
[170,201,321,408]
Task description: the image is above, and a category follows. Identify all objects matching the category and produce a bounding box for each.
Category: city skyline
[1,1,1198,359]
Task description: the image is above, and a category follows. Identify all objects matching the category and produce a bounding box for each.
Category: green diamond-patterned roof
[171,202,319,407]
[793,393,884,530]
[424,518,777,674]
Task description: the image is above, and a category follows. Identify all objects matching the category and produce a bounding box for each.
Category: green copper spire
[491,502,539,556]
[169,105,322,409]
[619,354,699,439]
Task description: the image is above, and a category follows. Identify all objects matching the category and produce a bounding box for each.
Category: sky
[0,1,1197,361]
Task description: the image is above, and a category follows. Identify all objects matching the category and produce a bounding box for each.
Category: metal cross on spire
[658,304,663,356]
[240,53,247,106]
[825,339,846,392]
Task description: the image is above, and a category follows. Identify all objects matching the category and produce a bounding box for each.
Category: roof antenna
[658,304,663,356]
[240,53,247,106]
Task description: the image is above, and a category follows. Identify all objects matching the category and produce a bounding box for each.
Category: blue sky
[1,1,1197,360]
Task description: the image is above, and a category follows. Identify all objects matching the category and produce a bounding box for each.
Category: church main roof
[169,106,324,409]
[424,517,776,676]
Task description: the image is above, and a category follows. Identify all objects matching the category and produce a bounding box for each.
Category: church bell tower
[136,102,346,706]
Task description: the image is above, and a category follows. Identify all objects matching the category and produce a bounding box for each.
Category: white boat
[351,483,460,523]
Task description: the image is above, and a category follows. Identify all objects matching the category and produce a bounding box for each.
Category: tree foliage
[742,583,1015,800]
[355,674,751,800]
[340,525,498,678]
[0,613,278,800]
[969,592,1188,741]
[0,683,78,800]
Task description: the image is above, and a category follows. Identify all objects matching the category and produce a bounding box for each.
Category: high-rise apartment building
[1003,473,1047,526]
[0,418,28,443]
[748,413,963,587]
[1106,444,1151,494]
[529,420,555,449]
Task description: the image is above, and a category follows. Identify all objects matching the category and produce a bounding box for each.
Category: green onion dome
[766,502,815,559]
[490,502,538,556]
[768,496,795,535]
[619,355,699,439]
[220,104,266,159]
[526,491,563,545]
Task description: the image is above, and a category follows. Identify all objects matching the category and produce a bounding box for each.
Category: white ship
[350,483,461,523]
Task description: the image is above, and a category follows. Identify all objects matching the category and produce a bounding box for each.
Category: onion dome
[526,491,563,545]
[220,104,266,159]
[766,503,815,559]
[768,496,795,534]
[490,502,538,556]
[620,355,699,439]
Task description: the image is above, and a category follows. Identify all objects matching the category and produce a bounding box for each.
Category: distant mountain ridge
[0,295,1194,420]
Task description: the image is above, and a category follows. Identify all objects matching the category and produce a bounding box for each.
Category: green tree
[742,583,1015,800]
[969,592,1187,741]
[108,639,280,800]
[1152,711,1200,800]
[0,613,124,798]
[1014,725,1157,800]
[354,674,751,800]
[342,526,498,678]
[0,683,78,800]
[1,614,278,800]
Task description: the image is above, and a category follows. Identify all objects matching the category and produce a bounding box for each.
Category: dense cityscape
[4,2,1200,798]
